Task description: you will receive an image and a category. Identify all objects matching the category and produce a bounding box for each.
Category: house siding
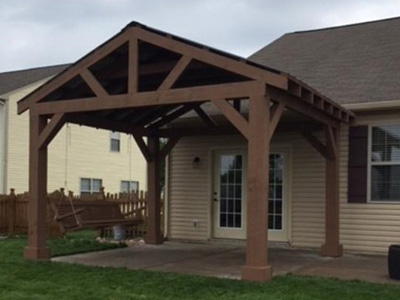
[168,112,400,254]
[5,80,147,195]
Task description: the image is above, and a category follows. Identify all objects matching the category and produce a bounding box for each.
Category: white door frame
[211,146,292,242]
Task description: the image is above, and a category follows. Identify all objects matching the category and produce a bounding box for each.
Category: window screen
[371,125,400,201]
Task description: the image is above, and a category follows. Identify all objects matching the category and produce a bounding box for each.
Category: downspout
[0,98,6,194]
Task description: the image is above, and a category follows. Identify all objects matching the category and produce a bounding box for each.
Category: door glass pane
[269,154,284,230]
[219,154,242,228]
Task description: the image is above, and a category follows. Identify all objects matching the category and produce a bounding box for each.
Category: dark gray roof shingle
[0,64,70,96]
[249,17,400,105]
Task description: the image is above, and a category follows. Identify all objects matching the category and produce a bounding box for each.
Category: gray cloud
[1,0,400,72]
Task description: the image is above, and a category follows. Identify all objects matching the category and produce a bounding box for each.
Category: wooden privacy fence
[0,188,163,239]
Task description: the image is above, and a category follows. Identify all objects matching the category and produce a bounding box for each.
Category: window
[370,125,400,202]
[80,178,102,196]
[110,131,120,152]
[120,180,139,193]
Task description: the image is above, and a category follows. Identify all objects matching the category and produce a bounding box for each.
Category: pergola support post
[145,137,163,244]
[241,93,273,282]
[320,126,343,257]
[24,113,50,260]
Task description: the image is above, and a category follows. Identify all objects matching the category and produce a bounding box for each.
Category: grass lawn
[0,233,399,300]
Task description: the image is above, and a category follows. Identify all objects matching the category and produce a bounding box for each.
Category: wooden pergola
[18,22,354,282]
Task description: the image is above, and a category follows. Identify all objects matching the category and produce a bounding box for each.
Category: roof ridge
[0,63,71,76]
[289,15,400,35]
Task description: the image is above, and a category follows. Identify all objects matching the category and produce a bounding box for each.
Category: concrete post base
[320,243,343,257]
[23,246,51,260]
[241,265,273,282]
[145,235,164,245]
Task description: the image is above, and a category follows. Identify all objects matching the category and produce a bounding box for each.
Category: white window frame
[120,180,139,193]
[80,178,103,196]
[110,131,120,152]
[367,124,400,203]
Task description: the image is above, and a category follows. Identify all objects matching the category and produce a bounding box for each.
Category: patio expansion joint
[140,247,242,270]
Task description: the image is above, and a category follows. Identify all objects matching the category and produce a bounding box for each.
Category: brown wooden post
[320,126,343,257]
[145,136,163,244]
[24,113,50,260]
[241,92,273,281]
[8,188,16,235]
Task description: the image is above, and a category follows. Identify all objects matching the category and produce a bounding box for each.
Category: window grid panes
[120,180,139,193]
[110,131,120,152]
[219,155,242,228]
[269,154,284,230]
[371,125,400,202]
[80,178,102,196]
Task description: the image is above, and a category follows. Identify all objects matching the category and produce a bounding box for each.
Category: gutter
[0,98,6,194]
[343,99,400,111]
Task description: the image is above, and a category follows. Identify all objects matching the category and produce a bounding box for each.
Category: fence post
[8,188,16,236]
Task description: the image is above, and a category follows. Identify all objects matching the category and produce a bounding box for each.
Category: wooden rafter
[269,86,340,128]
[38,113,66,149]
[18,28,132,114]
[133,26,287,90]
[211,99,250,139]
[148,104,199,129]
[158,56,192,91]
[80,69,108,97]
[193,106,217,127]
[66,113,150,136]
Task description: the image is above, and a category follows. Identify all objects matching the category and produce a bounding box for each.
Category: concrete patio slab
[52,241,399,284]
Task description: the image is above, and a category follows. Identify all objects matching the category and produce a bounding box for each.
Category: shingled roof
[249,17,400,105]
[0,64,70,97]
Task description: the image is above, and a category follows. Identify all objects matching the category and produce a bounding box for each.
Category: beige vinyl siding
[168,111,400,254]
[5,80,147,194]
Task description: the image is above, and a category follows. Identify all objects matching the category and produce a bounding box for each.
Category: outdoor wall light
[192,156,200,166]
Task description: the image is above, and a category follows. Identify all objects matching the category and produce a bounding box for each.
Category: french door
[213,149,289,241]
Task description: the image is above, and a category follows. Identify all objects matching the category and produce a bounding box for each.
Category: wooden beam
[145,137,163,244]
[158,56,191,91]
[268,101,285,142]
[320,126,343,257]
[211,99,250,139]
[148,104,199,129]
[241,93,272,282]
[38,113,66,149]
[159,137,180,160]
[18,27,133,114]
[193,106,217,127]
[128,37,138,95]
[80,69,108,97]
[300,130,330,159]
[66,114,150,136]
[24,113,50,260]
[133,135,153,162]
[325,125,338,160]
[35,81,260,115]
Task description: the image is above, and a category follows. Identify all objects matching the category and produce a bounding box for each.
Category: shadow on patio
[52,242,397,285]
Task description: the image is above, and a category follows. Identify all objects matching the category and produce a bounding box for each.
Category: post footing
[23,246,51,260]
[145,235,164,245]
[320,243,343,257]
[241,265,273,282]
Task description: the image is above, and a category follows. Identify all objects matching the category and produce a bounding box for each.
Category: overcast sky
[1,0,400,73]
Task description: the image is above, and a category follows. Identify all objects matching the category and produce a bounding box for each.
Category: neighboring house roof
[0,64,70,96]
[249,17,400,105]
